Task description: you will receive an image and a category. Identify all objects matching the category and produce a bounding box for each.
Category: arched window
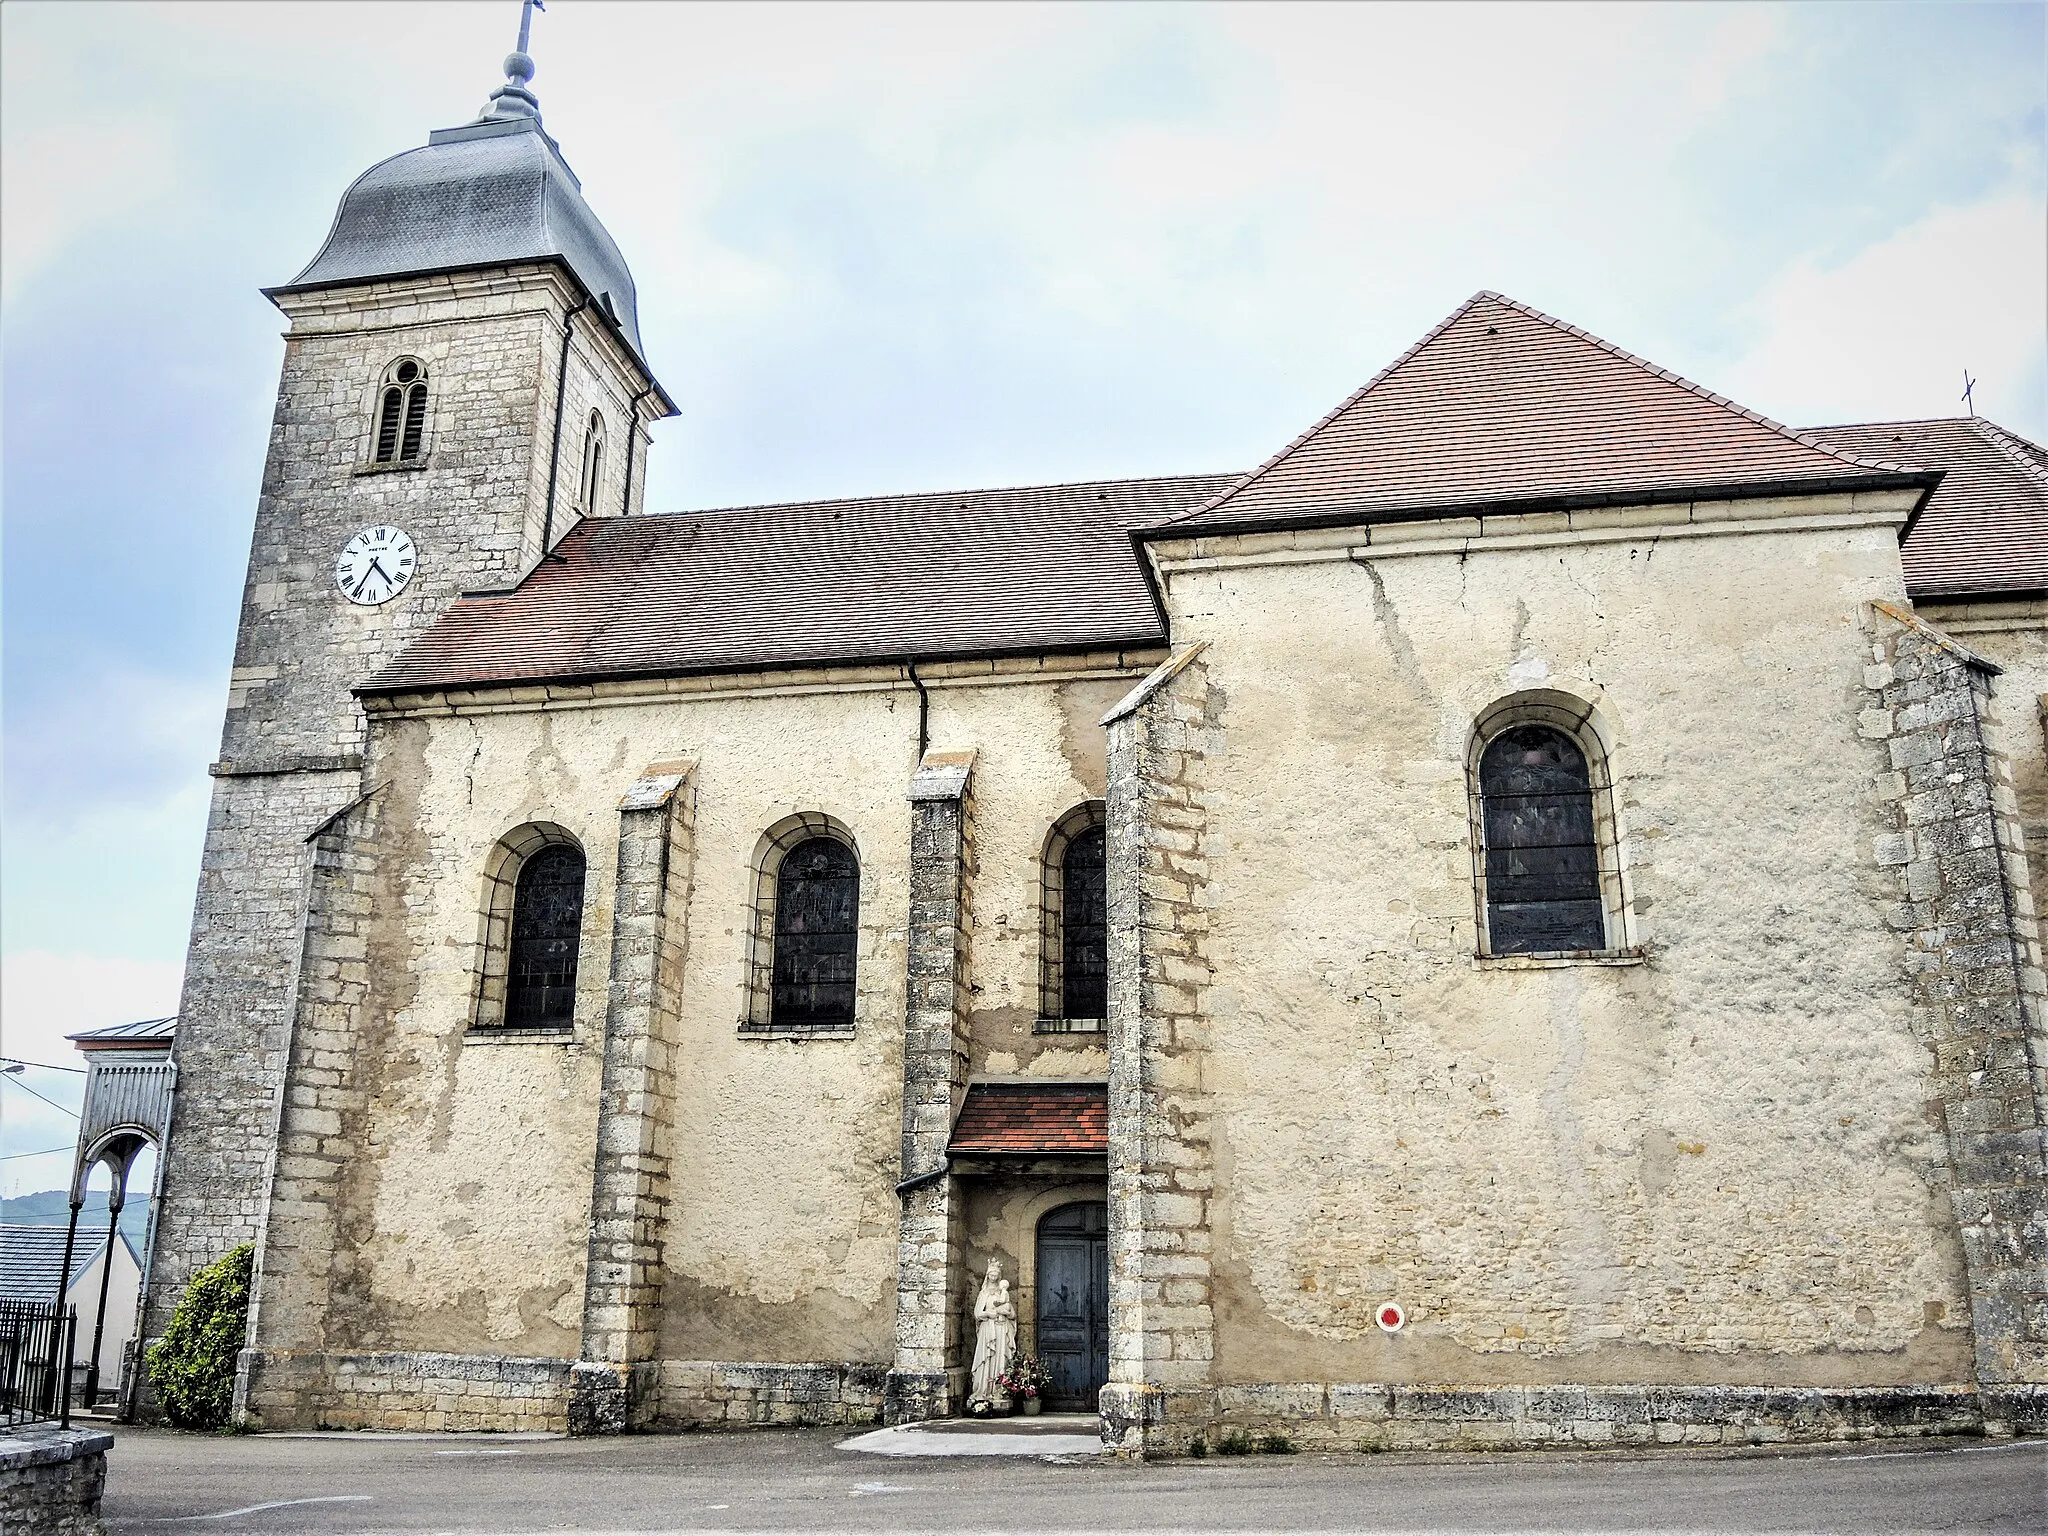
[769,837,860,1031]
[373,359,430,465]
[1039,803,1108,1028]
[579,411,606,510]
[1472,712,1617,956]
[506,845,588,1027]
[472,825,587,1033]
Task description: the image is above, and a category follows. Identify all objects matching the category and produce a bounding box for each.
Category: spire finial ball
[504,51,535,84]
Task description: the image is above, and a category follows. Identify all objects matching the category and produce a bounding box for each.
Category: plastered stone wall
[1133,497,1976,1396]
[151,261,663,1373]
[244,656,1151,1419]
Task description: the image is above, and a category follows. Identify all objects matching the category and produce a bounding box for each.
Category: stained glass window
[505,844,586,1028]
[1061,825,1108,1018]
[1479,724,1605,954]
[771,837,860,1031]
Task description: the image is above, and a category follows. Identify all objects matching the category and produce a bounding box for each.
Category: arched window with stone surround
[472,825,587,1033]
[1038,802,1108,1028]
[741,814,863,1036]
[372,358,430,465]
[1469,696,1625,957]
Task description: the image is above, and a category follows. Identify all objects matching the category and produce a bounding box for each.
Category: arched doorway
[1035,1201,1108,1411]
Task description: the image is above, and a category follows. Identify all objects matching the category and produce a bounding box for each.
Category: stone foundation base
[239,1349,573,1432]
[643,1361,886,1430]
[238,1350,887,1433]
[0,1426,112,1536]
[1102,1381,1995,1457]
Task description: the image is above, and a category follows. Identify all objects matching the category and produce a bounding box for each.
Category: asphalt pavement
[101,1423,2047,1533]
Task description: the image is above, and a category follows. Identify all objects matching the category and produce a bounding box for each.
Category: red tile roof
[1804,418,2048,600]
[364,474,1236,695]
[948,1081,1107,1157]
[1161,291,1931,536]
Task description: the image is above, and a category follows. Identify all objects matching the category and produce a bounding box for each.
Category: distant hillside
[1,1190,153,1252]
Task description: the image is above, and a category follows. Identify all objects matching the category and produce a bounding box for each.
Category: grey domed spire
[273,0,657,370]
[482,0,544,122]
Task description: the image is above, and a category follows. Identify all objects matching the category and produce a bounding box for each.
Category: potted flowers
[997,1354,1051,1414]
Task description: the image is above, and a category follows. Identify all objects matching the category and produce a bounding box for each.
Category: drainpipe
[539,292,593,559]
[619,385,655,518]
[906,659,930,761]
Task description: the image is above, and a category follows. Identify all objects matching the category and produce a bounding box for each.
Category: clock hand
[366,556,395,586]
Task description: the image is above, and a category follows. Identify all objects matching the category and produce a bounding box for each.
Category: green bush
[1257,1431,1298,1455]
[146,1243,253,1430]
[1217,1430,1254,1456]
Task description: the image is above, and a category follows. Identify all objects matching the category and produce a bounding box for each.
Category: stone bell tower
[140,13,674,1389]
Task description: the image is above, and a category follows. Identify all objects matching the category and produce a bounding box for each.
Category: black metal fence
[0,1299,76,1428]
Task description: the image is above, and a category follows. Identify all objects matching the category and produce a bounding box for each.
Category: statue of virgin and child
[968,1260,1018,1410]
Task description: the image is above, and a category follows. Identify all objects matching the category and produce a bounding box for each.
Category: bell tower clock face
[336,525,417,606]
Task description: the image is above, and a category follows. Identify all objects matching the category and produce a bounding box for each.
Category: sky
[2,1,2044,1194]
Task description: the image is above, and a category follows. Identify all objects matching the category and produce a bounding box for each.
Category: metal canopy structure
[59,1016,176,1415]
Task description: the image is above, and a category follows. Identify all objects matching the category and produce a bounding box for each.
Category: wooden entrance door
[1035,1201,1109,1411]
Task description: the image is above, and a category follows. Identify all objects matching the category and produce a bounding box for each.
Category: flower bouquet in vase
[998,1354,1052,1414]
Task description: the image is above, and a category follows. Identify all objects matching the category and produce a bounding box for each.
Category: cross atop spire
[481,0,545,122]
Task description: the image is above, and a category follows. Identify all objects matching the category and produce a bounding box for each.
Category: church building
[139,38,2048,1452]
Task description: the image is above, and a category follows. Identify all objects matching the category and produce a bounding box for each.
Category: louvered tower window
[505,844,587,1028]
[373,358,429,464]
[1477,724,1605,954]
[770,837,860,1032]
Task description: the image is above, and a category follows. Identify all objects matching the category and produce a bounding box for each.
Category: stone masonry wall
[1861,602,2048,1431]
[0,1427,111,1536]
[239,786,391,1374]
[1101,648,1219,1454]
[148,262,662,1392]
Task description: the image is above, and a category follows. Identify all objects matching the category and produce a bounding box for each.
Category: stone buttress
[571,763,697,1433]
[886,750,977,1422]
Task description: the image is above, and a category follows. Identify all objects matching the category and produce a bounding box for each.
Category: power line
[0,1145,75,1161]
[0,1057,86,1076]
[0,1076,80,1118]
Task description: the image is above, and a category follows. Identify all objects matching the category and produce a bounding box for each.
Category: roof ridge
[1166,292,1492,526]
[1475,291,1916,475]
[1966,418,2048,494]
[657,470,1245,523]
[1805,416,1982,431]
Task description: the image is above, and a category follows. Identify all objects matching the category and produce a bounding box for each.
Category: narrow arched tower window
[505,843,587,1028]
[1477,724,1605,954]
[770,837,860,1031]
[373,359,430,464]
[580,411,606,510]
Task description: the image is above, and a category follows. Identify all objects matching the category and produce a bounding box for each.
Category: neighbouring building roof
[948,1082,1109,1157]
[1805,418,2048,601]
[363,474,1237,696]
[0,1226,134,1303]
[67,1017,177,1052]
[1159,291,1933,537]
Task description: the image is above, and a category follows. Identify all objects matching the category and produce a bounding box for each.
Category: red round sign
[1376,1302,1405,1333]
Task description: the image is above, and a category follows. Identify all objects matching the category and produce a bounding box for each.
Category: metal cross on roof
[1962,370,1977,417]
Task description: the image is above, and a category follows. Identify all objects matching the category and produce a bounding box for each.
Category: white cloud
[1721,193,2048,431]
